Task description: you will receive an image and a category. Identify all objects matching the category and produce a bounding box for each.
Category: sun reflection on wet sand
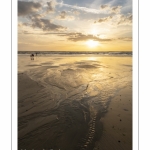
[87,57,98,61]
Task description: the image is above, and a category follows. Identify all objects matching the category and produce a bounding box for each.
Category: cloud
[100,4,109,9]
[18,11,67,31]
[94,13,132,25]
[94,16,112,23]
[57,2,103,14]
[18,22,24,27]
[111,6,122,13]
[31,32,112,42]
[18,1,42,16]
[18,22,29,27]
[29,13,43,19]
[31,17,67,31]
[59,11,66,19]
[57,32,112,42]
[22,30,30,34]
[47,1,56,12]
[117,14,132,25]
[118,37,132,41]
[100,4,122,14]
[57,11,75,20]
[18,12,66,31]
[73,10,80,15]
[20,31,132,42]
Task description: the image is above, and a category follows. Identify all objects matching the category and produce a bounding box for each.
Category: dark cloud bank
[18,1,66,31]
[18,1,42,16]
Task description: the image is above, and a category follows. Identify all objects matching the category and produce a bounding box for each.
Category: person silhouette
[30,54,34,60]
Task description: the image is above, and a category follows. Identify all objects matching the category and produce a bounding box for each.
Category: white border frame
[10,0,140,149]
[12,0,17,150]
[133,0,139,150]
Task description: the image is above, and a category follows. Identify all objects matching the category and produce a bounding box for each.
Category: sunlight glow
[91,29,97,35]
[86,40,99,48]
[88,57,97,61]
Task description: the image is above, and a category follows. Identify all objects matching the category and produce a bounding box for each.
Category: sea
[18,51,132,56]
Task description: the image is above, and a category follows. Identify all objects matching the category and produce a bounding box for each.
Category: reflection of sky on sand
[18,55,132,115]
[87,57,98,61]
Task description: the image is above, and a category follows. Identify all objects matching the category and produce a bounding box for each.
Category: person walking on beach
[30,53,34,60]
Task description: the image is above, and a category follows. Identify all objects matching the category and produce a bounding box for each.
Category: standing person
[30,53,34,60]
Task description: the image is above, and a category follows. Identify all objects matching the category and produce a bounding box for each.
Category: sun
[86,40,99,48]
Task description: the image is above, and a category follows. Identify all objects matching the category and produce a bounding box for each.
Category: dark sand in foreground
[18,73,104,150]
[18,73,132,150]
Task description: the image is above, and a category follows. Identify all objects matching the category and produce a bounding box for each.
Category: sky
[18,0,132,51]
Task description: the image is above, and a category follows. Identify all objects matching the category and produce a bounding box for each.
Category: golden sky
[18,0,132,51]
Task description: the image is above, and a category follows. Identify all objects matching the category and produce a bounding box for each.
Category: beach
[18,54,132,150]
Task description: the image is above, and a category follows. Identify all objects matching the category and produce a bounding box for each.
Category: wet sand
[18,56,132,150]
[94,86,132,150]
[18,73,104,150]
